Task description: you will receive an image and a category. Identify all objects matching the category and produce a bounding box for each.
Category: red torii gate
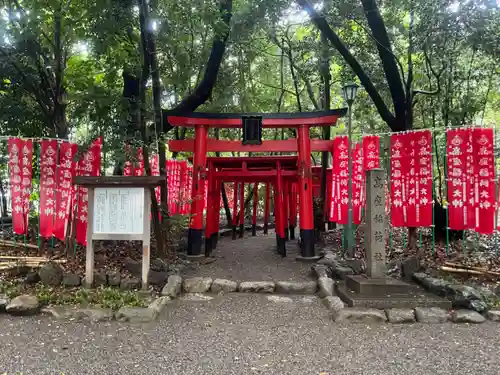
[167,109,346,260]
[204,156,299,257]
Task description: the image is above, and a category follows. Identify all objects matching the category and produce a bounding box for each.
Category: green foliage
[0,281,147,309]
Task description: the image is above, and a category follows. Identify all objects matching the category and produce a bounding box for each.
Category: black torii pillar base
[296,229,320,261]
[204,236,212,257]
[187,228,204,258]
[276,234,286,257]
[289,225,296,240]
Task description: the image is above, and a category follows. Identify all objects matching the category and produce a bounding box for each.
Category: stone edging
[321,298,500,324]
[0,293,171,323]
[161,276,318,297]
[310,255,500,324]
[41,295,172,323]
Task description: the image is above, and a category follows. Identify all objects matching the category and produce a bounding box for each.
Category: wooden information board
[73,176,165,290]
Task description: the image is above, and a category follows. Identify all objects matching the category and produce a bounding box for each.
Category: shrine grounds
[0,293,499,375]
[0,232,499,375]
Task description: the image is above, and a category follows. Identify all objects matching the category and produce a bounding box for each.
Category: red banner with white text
[329,136,349,224]
[8,138,33,235]
[447,129,469,230]
[75,138,102,246]
[39,140,58,237]
[352,143,364,224]
[390,133,408,227]
[473,128,495,233]
[54,142,78,241]
[415,130,433,227]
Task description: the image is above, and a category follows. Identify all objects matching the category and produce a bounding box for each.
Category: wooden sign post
[73,176,165,290]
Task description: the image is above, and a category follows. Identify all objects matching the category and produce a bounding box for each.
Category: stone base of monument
[336,276,452,310]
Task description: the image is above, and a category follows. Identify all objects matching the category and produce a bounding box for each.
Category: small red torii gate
[167,109,346,260]
[204,156,299,257]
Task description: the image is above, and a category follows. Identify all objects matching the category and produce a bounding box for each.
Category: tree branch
[162,0,233,132]
[297,0,397,129]
[360,0,406,127]
[270,31,320,110]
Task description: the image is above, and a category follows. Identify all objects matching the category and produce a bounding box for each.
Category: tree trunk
[138,0,164,257]
[0,178,7,217]
[162,0,233,132]
[214,128,232,224]
[146,3,167,211]
[319,8,331,232]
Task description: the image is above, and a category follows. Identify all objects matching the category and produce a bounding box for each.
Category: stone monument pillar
[365,169,386,277]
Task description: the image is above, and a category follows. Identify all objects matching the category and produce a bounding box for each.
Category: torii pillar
[187,125,208,257]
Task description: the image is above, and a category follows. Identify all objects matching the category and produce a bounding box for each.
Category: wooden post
[141,190,151,290]
[85,188,95,288]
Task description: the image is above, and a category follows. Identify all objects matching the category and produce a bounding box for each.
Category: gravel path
[1,293,499,375]
[181,231,314,282]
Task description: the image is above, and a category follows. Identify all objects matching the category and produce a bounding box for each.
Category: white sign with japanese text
[93,187,144,234]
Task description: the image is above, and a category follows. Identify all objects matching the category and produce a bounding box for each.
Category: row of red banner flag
[5,128,499,248]
[6,139,211,245]
[329,129,498,234]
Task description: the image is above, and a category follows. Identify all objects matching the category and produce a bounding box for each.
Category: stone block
[148,296,171,314]
[183,277,213,293]
[333,308,386,323]
[275,281,317,295]
[385,308,416,323]
[486,310,500,321]
[267,295,293,303]
[322,296,344,314]
[124,257,141,276]
[0,294,10,312]
[180,293,214,301]
[38,263,63,286]
[211,279,238,293]
[332,264,353,280]
[93,270,107,287]
[161,275,182,298]
[62,273,81,287]
[78,308,114,322]
[238,281,275,293]
[451,310,486,324]
[24,272,40,285]
[345,275,419,296]
[107,271,121,287]
[414,307,450,323]
[311,264,330,279]
[6,295,39,316]
[335,283,452,310]
[120,277,141,291]
[345,258,364,274]
[115,307,157,322]
[148,270,169,286]
[318,277,335,298]
[401,256,421,282]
